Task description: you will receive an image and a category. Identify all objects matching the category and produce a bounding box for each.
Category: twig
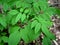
[53,40,58,45]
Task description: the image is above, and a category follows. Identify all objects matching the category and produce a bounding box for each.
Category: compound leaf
[42,23,56,40]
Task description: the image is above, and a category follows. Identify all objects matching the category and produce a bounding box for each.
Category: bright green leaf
[8,10,19,16]
[11,16,16,25]
[9,26,20,34]
[15,13,22,23]
[8,31,21,45]
[20,29,29,43]
[35,23,41,33]
[24,9,30,14]
[31,20,38,29]
[3,3,9,11]
[21,14,26,22]
[0,17,7,28]
[15,1,21,8]
[20,8,24,13]
[11,13,22,25]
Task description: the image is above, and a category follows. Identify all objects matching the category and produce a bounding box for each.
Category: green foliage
[0,0,59,45]
[8,31,21,45]
[0,14,7,28]
[1,36,9,43]
[42,36,52,45]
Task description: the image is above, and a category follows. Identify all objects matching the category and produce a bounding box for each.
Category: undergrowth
[0,0,60,45]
